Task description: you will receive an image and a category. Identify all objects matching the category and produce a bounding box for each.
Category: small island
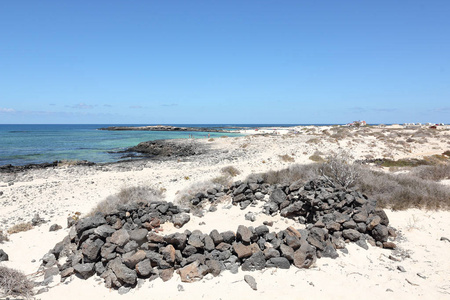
[98,125,231,133]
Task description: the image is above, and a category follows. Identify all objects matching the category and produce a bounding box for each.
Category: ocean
[0,124,303,166]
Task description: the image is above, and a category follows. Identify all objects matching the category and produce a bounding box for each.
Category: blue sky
[1,1,449,124]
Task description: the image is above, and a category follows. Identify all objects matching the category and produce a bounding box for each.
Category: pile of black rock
[39,178,397,290]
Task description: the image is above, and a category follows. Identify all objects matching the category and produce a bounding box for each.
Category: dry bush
[309,151,325,163]
[410,164,450,181]
[306,138,320,144]
[0,230,8,243]
[355,168,450,210]
[208,138,215,142]
[211,175,233,186]
[319,151,360,188]
[247,164,320,185]
[221,166,241,177]
[175,181,223,215]
[7,222,33,235]
[279,154,295,162]
[0,266,34,298]
[90,186,165,216]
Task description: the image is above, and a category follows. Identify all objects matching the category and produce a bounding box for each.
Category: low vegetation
[175,181,226,215]
[319,152,360,188]
[248,151,450,210]
[0,266,34,298]
[309,151,325,163]
[7,222,33,235]
[221,166,241,177]
[90,186,165,216]
[247,163,319,185]
[0,230,8,243]
[356,168,450,210]
[279,154,295,162]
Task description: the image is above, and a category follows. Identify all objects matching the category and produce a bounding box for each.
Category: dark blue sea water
[0,124,309,166]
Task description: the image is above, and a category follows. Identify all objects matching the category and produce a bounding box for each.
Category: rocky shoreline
[98,125,232,133]
[0,139,209,174]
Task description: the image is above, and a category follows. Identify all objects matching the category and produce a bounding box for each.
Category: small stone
[236,225,253,243]
[177,284,185,292]
[263,221,274,227]
[268,257,290,269]
[342,229,361,242]
[233,243,259,259]
[172,213,191,228]
[241,251,265,271]
[136,259,152,277]
[110,229,130,246]
[73,263,95,279]
[397,266,406,272]
[177,261,209,283]
[244,275,257,290]
[118,287,131,295]
[49,224,62,232]
[383,242,397,249]
[159,268,174,282]
[245,212,256,222]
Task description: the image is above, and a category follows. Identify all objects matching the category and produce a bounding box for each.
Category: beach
[1,125,450,299]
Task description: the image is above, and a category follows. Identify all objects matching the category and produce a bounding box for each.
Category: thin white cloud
[67,103,95,109]
[0,107,15,113]
[129,105,144,109]
[432,107,450,112]
[161,103,178,107]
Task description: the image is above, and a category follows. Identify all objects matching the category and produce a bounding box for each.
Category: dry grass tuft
[0,266,34,298]
[356,168,450,210]
[309,151,325,163]
[247,164,319,185]
[211,175,233,186]
[7,223,33,235]
[279,154,295,162]
[221,166,241,177]
[175,181,224,215]
[0,230,8,243]
[410,164,450,181]
[90,186,165,216]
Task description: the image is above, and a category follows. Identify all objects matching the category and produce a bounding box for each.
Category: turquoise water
[0,124,244,166]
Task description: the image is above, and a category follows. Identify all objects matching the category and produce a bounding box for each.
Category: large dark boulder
[0,249,8,262]
[108,257,137,286]
[241,251,266,271]
[270,189,287,205]
[73,263,95,279]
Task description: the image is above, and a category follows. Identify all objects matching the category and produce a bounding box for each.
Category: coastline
[0,124,449,299]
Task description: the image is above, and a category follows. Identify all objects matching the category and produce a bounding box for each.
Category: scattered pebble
[244,275,257,291]
[397,266,406,273]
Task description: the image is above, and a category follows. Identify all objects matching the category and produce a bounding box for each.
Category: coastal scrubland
[0,125,449,299]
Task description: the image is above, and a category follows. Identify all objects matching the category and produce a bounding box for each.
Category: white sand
[1,125,449,299]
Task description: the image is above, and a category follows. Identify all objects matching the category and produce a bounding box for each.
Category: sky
[0,1,449,124]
